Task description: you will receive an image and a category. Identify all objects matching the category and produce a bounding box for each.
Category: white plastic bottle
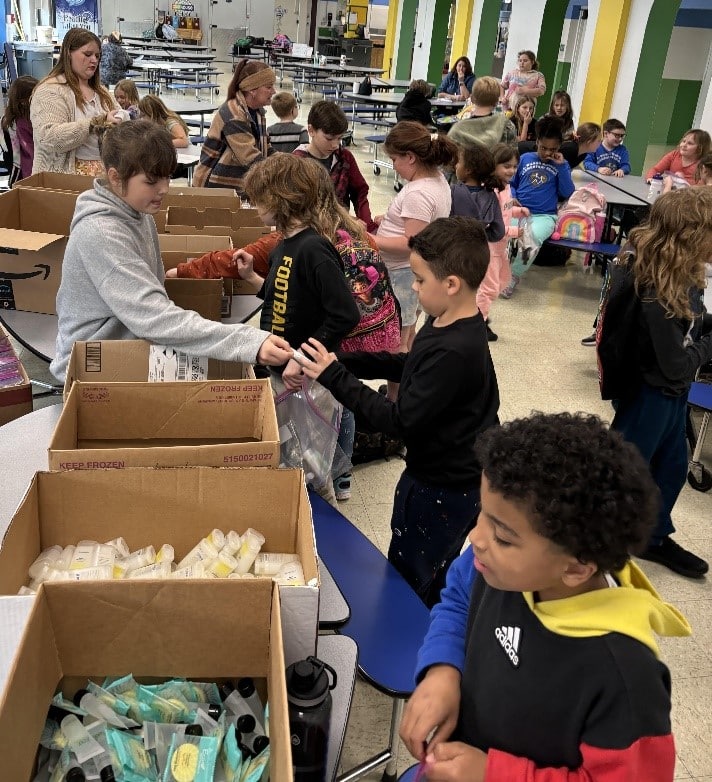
[647,173,664,202]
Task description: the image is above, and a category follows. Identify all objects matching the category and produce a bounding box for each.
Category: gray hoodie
[51,180,270,381]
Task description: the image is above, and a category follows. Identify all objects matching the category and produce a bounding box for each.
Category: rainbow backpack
[554,183,606,244]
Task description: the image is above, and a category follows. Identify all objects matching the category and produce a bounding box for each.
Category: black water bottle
[286,656,337,782]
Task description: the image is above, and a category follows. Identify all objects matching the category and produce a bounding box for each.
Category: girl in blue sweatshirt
[501,117,574,298]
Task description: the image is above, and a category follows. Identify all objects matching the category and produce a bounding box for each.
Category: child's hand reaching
[422,742,487,782]
[282,358,305,390]
[399,665,462,761]
[256,335,293,366]
[233,250,264,287]
[299,338,337,380]
[598,166,613,175]
[612,169,624,178]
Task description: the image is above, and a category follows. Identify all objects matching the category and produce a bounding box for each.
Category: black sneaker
[581,333,596,346]
[637,537,709,579]
[486,324,498,342]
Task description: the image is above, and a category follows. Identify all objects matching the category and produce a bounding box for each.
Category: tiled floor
[8,72,711,780]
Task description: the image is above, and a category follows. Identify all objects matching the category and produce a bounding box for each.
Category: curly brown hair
[475,412,658,572]
[628,188,712,319]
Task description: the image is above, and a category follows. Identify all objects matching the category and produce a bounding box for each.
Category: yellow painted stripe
[451,0,476,64]
[383,0,400,78]
[580,0,632,124]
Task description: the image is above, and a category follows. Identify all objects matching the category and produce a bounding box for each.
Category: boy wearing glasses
[584,118,631,177]
[501,116,574,298]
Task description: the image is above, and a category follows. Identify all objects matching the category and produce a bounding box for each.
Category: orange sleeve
[176,250,237,279]
[175,232,283,279]
[242,232,282,277]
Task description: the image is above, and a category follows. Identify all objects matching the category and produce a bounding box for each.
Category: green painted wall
[669,80,702,143]
[537,0,570,110]
[472,0,500,80]
[650,80,678,144]
[428,0,453,85]
[395,0,419,79]
[552,59,571,93]
[650,79,701,145]
[626,0,682,174]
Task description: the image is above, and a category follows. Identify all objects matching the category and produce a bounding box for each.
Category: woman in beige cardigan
[30,28,123,175]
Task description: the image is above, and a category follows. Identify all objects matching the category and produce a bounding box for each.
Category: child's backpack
[555,183,606,244]
[272,34,292,52]
[357,76,373,96]
[333,229,400,353]
[233,36,253,56]
[595,248,642,400]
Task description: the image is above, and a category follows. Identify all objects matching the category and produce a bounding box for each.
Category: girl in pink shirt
[476,144,529,335]
[646,128,711,187]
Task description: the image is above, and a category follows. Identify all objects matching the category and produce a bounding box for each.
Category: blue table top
[310,491,430,697]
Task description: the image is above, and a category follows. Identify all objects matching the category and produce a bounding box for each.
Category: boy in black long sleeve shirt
[300,217,500,606]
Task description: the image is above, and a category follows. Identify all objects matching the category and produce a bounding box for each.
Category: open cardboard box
[164,277,224,321]
[159,233,233,270]
[166,205,265,237]
[0,579,292,782]
[62,339,255,401]
[15,174,237,205]
[0,188,78,314]
[50,379,280,470]
[0,466,319,666]
[13,171,96,194]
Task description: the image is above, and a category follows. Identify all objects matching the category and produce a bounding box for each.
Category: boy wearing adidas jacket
[400,412,690,782]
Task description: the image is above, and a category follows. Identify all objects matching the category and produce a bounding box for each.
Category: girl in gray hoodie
[51,120,292,382]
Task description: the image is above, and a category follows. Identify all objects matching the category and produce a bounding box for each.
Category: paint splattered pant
[388,470,480,608]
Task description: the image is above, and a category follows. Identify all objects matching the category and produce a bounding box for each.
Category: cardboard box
[0,579,292,782]
[0,466,319,666]
[62,339,255,400]
[13,171,96,194]
[49,379,280,470]
[0,189,77,314]
[0,324,33,425]
[159,233,233,270]
[15,175,236,204]
[166,205,265,235]
[164,277,224,321]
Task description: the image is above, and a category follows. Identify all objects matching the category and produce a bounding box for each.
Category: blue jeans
[332,407,355,480]
[612,383,688,544]
[388,471,480,607]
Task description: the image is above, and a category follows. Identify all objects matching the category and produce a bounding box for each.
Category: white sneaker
[334,474,352,501]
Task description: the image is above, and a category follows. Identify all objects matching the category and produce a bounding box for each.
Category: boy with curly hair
[400,412,690,782]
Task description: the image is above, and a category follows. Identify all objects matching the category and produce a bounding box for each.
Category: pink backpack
[554,183,606,244]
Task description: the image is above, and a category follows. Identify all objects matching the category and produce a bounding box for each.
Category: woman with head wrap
[192,59,277,193]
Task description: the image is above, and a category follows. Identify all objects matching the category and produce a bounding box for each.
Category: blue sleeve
[620,145,631,174]
[510,166,521,199]
[556,161,575,199]
[583,151,598,172]
[438,74,450,93]
[414,549,476,685]
[465,74,475,91]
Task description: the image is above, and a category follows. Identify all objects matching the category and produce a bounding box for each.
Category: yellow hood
[522,561,691,658]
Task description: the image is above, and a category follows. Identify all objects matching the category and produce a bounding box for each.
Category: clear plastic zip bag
[272,375,351,491]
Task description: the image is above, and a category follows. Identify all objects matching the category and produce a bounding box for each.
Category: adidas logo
[495,625,521,667]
